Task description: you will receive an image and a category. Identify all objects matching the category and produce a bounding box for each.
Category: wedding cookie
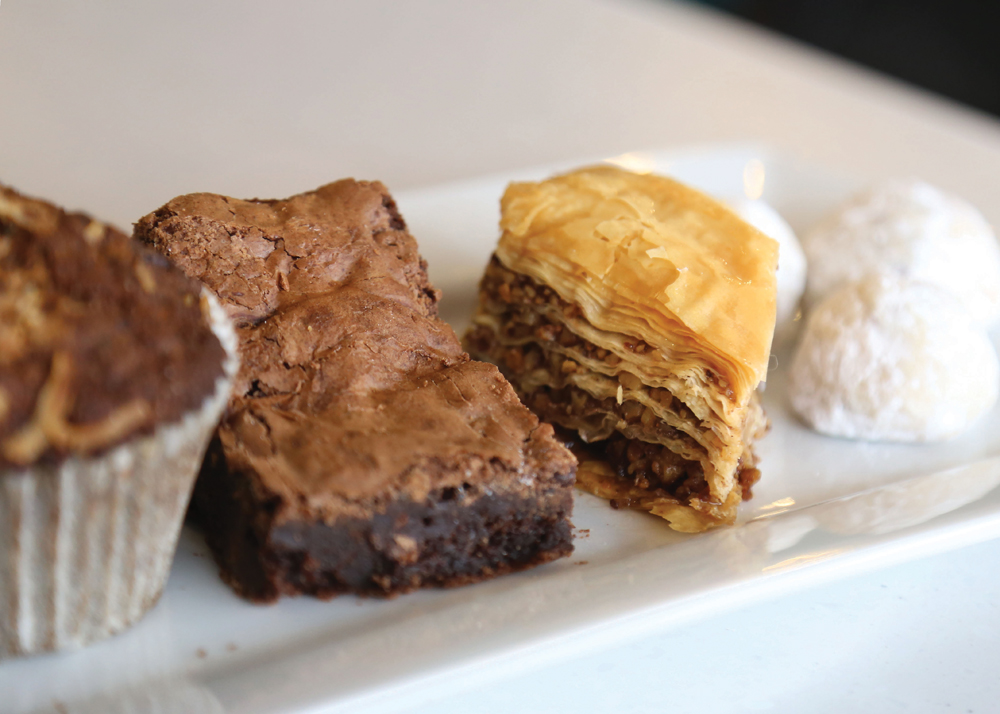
[789,271,999,442]
[802,179,1000,327]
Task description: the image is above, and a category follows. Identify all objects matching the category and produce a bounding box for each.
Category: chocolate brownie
[135,179,576,602]
[0,184,226,469]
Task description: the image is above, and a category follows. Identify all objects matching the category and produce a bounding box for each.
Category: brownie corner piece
[191,370,576,602]
[193,457,576,603]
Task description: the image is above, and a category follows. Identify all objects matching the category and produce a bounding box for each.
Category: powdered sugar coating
[789,272,999,442]
[730,198,806,340]
[802,179,1000,327]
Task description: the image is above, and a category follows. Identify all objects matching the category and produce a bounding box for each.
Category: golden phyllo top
[495,165,779,406]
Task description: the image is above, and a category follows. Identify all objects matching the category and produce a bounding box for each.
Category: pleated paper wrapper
[0,291,238,658]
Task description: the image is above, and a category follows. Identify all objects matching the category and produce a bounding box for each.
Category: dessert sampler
[136,179,576,602]
[466,166,779,532]
[0,185,237,657]
[2,156,995,665]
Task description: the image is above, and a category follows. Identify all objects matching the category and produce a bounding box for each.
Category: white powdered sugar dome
[789,271,1000,442]
[802,178,1000,327]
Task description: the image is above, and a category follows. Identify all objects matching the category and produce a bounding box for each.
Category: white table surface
[2,1,1000,712]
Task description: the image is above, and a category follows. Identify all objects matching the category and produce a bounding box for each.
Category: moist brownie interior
[135,179,576,602]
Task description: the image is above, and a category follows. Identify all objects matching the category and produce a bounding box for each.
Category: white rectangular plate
[4,145,1000,714]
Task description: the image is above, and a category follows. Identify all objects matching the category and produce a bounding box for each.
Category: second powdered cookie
[789,271,999,442]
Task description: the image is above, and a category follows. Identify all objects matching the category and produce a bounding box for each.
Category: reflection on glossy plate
[4,145,1000,714]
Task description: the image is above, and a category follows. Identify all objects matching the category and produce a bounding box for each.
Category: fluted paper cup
[0,291,238,658]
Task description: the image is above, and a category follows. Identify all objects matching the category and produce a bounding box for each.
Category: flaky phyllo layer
[467,166,778,531]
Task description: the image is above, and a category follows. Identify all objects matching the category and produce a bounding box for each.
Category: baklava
[466,166,778,532]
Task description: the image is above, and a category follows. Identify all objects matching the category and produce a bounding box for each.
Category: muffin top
[0,184,226,469]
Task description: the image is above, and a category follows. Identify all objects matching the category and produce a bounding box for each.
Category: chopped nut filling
[524,383,699,454]
[475,256,736,400]
[604,433,710,503]
[468,323,703,448]
[468,256,764,513]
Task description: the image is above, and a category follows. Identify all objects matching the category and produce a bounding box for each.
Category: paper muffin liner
[0,291,238,659]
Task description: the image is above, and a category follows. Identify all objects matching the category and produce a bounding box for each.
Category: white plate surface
[3,145,1000,714]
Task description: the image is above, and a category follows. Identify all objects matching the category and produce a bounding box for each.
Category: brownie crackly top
[135,180,575,519]
[0,184,226,469]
